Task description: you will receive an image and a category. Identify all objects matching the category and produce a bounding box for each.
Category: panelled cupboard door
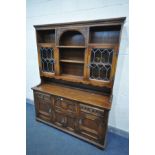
[37,43,57,78]
[53,96,78,131]
[86,45,118,86]
[79,104,107,144]
[34,91,53,122]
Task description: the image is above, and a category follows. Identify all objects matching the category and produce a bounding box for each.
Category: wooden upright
[32,18,125,149]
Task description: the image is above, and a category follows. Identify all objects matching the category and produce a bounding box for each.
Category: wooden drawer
[80,104,104,117]
[54,96,77,115]
[35,92,51,102]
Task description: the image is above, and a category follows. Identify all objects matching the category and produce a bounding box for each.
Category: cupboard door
[87,45,118,86]
[53,110,67,127]
[53,110,76,132]
[37,43,57,77]
[40,47,55,73]
[34,92,53,122]
[79,104,107,144]
[66,116,76,132]
[53,96,77,131]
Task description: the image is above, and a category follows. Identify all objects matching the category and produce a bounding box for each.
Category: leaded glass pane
[40,47,55,73]
[89,48,113,81]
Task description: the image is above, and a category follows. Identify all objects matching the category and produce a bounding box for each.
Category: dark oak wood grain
[32,17,126,149]
[32,83,111,109]
[33,90,109,149]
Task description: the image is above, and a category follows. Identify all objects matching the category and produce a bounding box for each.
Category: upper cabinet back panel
[59,30,85,46]
[56,27,88,46]
[89,25,121,44]
[37,30,55,43]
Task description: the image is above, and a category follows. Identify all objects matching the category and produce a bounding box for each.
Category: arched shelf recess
[59,30,85,46]
[58,30,85,77]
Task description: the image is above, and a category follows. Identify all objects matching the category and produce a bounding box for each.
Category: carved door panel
[34,92,53,122]
[54,111,67,127]
[53,96,78,131]
[79,104,106,143]
[79,113,101,141]
[66,116,76,132]
[54,96,77,115]
[53,110,77,132]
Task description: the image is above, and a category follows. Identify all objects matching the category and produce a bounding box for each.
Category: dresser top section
[32,83,111,110]
[34,17,126,30]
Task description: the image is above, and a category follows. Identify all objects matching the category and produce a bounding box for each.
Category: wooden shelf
[41,74,112,88]
[58,46,86,48]
[88,43,115,46]
[32,83,111,109]
[38,43,55,47]
[54,74,84,84]
[57,74,84,82]
[90,62,111,66]
[60,59,84,64]
[61,74,83,79]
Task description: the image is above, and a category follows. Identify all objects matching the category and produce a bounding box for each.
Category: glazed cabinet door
[86,45,118,87]
[34,91,53,122]
[36,29,57,77]
[37,44,57,78]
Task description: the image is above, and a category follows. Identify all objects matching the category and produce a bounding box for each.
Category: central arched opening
[59,30,85,78]
[59,30,85,46]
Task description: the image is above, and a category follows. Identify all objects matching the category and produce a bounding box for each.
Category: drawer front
[80,104,104,117]
[35,92,51,102]
[54,96,77,115]
[34,91,53,121]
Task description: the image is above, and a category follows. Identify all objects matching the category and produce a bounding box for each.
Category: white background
[27,0,129,132]
[0,0,155,155]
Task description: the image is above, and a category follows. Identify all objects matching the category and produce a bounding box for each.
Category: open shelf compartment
[59,30,85,46]
[59,48,85,62]
[37,29,55,43]
[89,25,121,44]
[60,63,84,77]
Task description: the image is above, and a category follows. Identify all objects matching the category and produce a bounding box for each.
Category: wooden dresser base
[32,84,110,149]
